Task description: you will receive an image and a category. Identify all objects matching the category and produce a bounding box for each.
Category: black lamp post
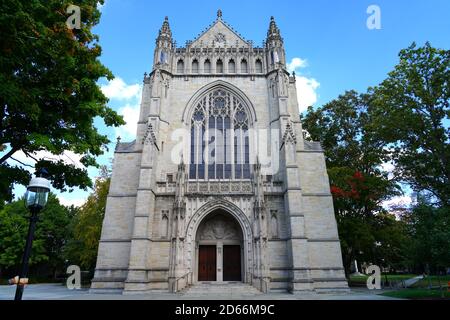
[14,168,50,301]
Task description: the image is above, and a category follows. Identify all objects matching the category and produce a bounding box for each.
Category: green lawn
[381,288,450,299]
[352,273,450,299]
[410,275,450,288]
[349,274,418,286]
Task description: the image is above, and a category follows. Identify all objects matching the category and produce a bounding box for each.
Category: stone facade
[91,11,348,294]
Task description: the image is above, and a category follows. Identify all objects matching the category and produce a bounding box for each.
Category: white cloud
[58,194,87,208]
[287,57,320,113]
[287,57,307,73]
[380,162,395,173]
[294,76,320,113]
[115,103,140,140]
[380,161,395,180]
[100,77,142,141]
[101,77,141,101]
[9,150,85,171]
[7,150,88,204]
[382,195,413,209]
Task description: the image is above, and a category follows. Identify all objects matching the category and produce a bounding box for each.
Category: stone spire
[266,16,282,42]
[217,9,223,19]
[265,16,285,70]
[157,16,172,42]
[154,16,173,69]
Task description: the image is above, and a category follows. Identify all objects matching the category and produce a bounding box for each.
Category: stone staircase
[181,282,263,299]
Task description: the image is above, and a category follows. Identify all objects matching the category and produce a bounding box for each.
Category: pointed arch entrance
[196,210,243,281]
[185,199,253,283]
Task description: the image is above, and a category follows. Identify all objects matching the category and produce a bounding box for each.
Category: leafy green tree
[302,92,402,276]
[36,194,72,276]
[65,168,110,270]
[329,168,401,275]
[371,42,450,206]
[0,193,71,277]
[0,201,42,270]
[370,212,410,272]
[0,0,124,204]
[302,43,450,277]
[401,201,450,272]
[302,90,388,173]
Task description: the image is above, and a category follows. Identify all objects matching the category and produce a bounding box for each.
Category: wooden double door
[198,245,241,281]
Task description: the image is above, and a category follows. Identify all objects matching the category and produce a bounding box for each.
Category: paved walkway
[404,275,424,287]
[0,284,399,300]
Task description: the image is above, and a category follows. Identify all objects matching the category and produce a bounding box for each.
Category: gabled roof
[188,10,250,48]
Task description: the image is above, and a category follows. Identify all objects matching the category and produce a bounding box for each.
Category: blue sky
[7,0,450,206]
[94,0,450,102]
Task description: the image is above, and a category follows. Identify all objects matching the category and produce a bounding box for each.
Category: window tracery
[190,88,251,180]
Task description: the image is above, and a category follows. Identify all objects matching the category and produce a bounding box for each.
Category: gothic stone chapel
[91,11,348,294]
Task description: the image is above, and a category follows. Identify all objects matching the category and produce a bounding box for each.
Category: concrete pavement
[0,283,399,300]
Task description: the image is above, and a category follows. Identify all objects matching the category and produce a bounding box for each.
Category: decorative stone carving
[215,32,226,43]
[282,121,297,145]
[186,181,253,194]
[143,122,157,145]
[198,215,240,240]
[277,69,289,96]
[161,210,169,238]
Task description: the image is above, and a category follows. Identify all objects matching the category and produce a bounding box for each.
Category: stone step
[182,282,263,296]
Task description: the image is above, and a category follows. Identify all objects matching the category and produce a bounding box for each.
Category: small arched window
[177,59,184,73]
[192,59,199,73]
[204,59,211,73]
[216,59,223,73]
[255,59,263,73]
[228,59,235,73]
[240,59,248,73]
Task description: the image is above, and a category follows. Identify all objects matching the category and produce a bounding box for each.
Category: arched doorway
[195,209,243,282]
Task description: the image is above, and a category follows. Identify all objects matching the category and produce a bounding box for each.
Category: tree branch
[10,157,35,168]
[24,151,39,162]
[0,147,18,164]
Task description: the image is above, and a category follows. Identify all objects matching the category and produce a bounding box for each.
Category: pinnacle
[158,15,172,39]
[267,16,282,41]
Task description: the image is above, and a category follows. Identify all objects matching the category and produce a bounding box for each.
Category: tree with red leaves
[302,91,404,277]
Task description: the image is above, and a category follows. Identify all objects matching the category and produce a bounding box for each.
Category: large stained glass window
[190,88,250,180]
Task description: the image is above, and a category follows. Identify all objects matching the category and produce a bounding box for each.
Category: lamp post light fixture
[14,168,51,301]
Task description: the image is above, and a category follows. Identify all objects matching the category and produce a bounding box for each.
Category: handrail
[173,271,192,293]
